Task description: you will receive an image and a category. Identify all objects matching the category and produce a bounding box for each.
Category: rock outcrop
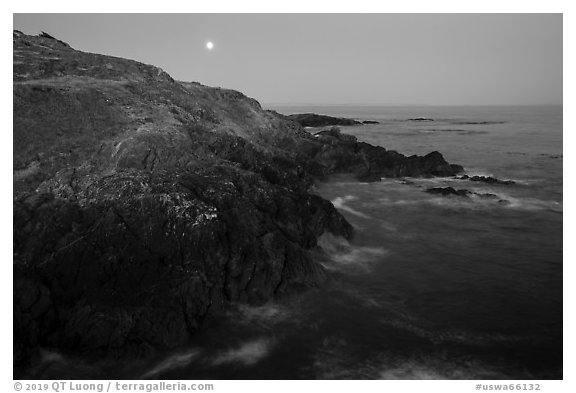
[456,175,515,185]
[426,187,471,197]
[278,113,380,127]
[13,31,464,377]
[282,112,362,127]
[426,187,502,200]
[309,127,463,181]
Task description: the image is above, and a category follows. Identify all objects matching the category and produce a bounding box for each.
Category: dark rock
[450,164,465,173]
[284,113,362,127]
[426,187,504,200]
[426,187,470,197]
[307,133,463,178]
[280,113,379,127]
[38,31,70,47]
[456,175,515,185]
[408,117,434,122]
[479,193,500,199]
[14,169,352,367]
[13,31,356,376]
[39,31,55,39]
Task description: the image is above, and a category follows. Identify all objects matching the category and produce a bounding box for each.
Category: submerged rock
[456,175,515,185]
[426,187,470,197]
[426,187,502,200]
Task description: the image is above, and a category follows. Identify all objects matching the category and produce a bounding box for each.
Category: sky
[13,13,562,106]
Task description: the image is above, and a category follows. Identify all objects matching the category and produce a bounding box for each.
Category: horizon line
[262,103,563,107]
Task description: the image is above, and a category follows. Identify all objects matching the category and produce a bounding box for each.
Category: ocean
[45,106,563,380]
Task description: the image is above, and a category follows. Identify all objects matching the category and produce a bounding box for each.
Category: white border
[3,2,572,391]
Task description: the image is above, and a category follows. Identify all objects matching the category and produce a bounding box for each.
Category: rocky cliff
[13,31,463,377]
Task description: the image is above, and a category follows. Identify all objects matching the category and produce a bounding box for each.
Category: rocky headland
[280,112,363,127]
[13,31,463,377]
[275,112,380,127]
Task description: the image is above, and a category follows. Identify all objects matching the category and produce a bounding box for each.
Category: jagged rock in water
[426,187,471,197]
[308,130,464,180]
[456,175,515,185]
[426,187,502,200]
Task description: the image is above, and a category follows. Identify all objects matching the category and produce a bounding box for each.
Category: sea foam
[331,195,369,218]
[140,350,200,379]
[317,233,388,273]
[210,338,272,366]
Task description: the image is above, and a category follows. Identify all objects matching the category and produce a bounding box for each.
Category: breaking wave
[331,195,369,218]
[210,338,273,366]
[317,233,388,273]
[141,350,200,379]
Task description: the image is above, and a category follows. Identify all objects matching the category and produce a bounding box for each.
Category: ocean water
[41,106,562,379]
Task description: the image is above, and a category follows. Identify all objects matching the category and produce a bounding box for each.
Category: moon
[206,41,214,50]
